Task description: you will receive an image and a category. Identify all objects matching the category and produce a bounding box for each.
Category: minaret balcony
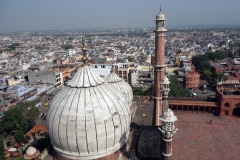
[154,28,167,32]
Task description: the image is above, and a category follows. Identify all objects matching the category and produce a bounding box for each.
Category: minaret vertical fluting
[159,76,178,160]
[154,8,167,126]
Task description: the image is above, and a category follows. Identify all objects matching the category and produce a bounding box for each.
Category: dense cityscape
[1,2,240,160]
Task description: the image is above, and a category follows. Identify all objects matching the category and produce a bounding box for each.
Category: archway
[233,108,240,116]
[205,107,209,112]
[183,106,187,111]
[233,103,240,116]
[171,106,176,110]
[224,110,229,115]
[199,107,204,112]
[225,102,230,107]
[194,106,198,112]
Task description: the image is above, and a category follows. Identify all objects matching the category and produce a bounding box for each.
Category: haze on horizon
[0,0,240,33]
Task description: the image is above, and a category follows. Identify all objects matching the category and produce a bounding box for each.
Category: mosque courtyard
[130,99,240,160]
[172,112,240,160]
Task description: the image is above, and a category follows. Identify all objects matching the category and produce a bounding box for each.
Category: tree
[192,54,208,70]
[0,102,39,136]
[0,107,27,136]
[4,48,12,52]
[168,75,191,97]
[143,86,154,96]
[61,44,73,50]
[68,37,74,41]
[35,45,44,50]
[19,102,39,128]
[214,72,228,84]
[14,131,25,143]
[192,51,232,73]
[128,58,134,62]
[199,62,211,72]
[0,135,5,160]
[133,87,144,95]
[203,70,212,79]
[6,43,20,51]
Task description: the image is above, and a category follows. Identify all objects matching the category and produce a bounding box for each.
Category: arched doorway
[233,103,240,116]
[233,108,240,116]
[171,106,176,110]
[224,110,229,115]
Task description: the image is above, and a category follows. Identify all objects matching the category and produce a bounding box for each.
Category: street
[36,102,49,126]
[195,79,216,99]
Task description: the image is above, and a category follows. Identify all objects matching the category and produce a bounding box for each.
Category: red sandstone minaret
[154,8,167,126]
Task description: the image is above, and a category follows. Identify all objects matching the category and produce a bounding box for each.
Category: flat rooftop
[132,99,155,126]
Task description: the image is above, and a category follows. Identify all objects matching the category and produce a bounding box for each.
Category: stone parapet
[222,94,240,97]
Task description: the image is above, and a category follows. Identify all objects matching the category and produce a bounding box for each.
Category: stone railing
[169,96,205,99]
[133,95,152,101]
[133,96,208,102]
[223,94,240,97]
[219,87,239,91]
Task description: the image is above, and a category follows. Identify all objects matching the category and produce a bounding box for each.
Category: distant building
[15,46,25,53]
[90,62,139,85]
[185,71,200,91]
[90,64,112,78]
[114,62,138,83]
[7,84,37,102]
[28,69,63,87]
[58,64,81,81]
[210,57,240,85]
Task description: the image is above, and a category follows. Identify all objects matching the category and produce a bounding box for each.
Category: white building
[28,69,63,87]
[90,64,112,78]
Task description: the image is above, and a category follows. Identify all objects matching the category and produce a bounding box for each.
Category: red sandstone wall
[216,89,240,116]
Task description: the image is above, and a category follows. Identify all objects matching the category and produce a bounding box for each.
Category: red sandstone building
[216,85,240,116]
[211,57,240,83]
[210,57,240,116]
[185,71,200,90]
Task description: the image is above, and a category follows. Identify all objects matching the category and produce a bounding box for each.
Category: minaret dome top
[156,11,165,21]
[159,108,177,122]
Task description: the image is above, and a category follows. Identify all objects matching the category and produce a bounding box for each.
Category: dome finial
[81,34,88,66]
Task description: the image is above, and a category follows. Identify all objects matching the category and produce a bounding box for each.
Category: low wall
[133,95,208,101]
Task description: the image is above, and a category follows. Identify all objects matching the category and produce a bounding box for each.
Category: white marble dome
[156,12,165,20]
[160,108,177,122]
[26,147,37,155]
[46,66,131,160]
[105,72,133,107]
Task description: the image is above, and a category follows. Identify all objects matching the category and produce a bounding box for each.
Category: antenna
[160,5,161,12]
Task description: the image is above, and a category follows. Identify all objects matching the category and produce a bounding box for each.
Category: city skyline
[1,0,240,33]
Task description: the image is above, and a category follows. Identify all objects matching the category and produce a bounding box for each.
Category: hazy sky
[0,0,240,33]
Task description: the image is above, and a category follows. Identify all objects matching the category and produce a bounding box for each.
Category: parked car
[193,93,197,96]
[39,113,46,119]
[39,113,43,119]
